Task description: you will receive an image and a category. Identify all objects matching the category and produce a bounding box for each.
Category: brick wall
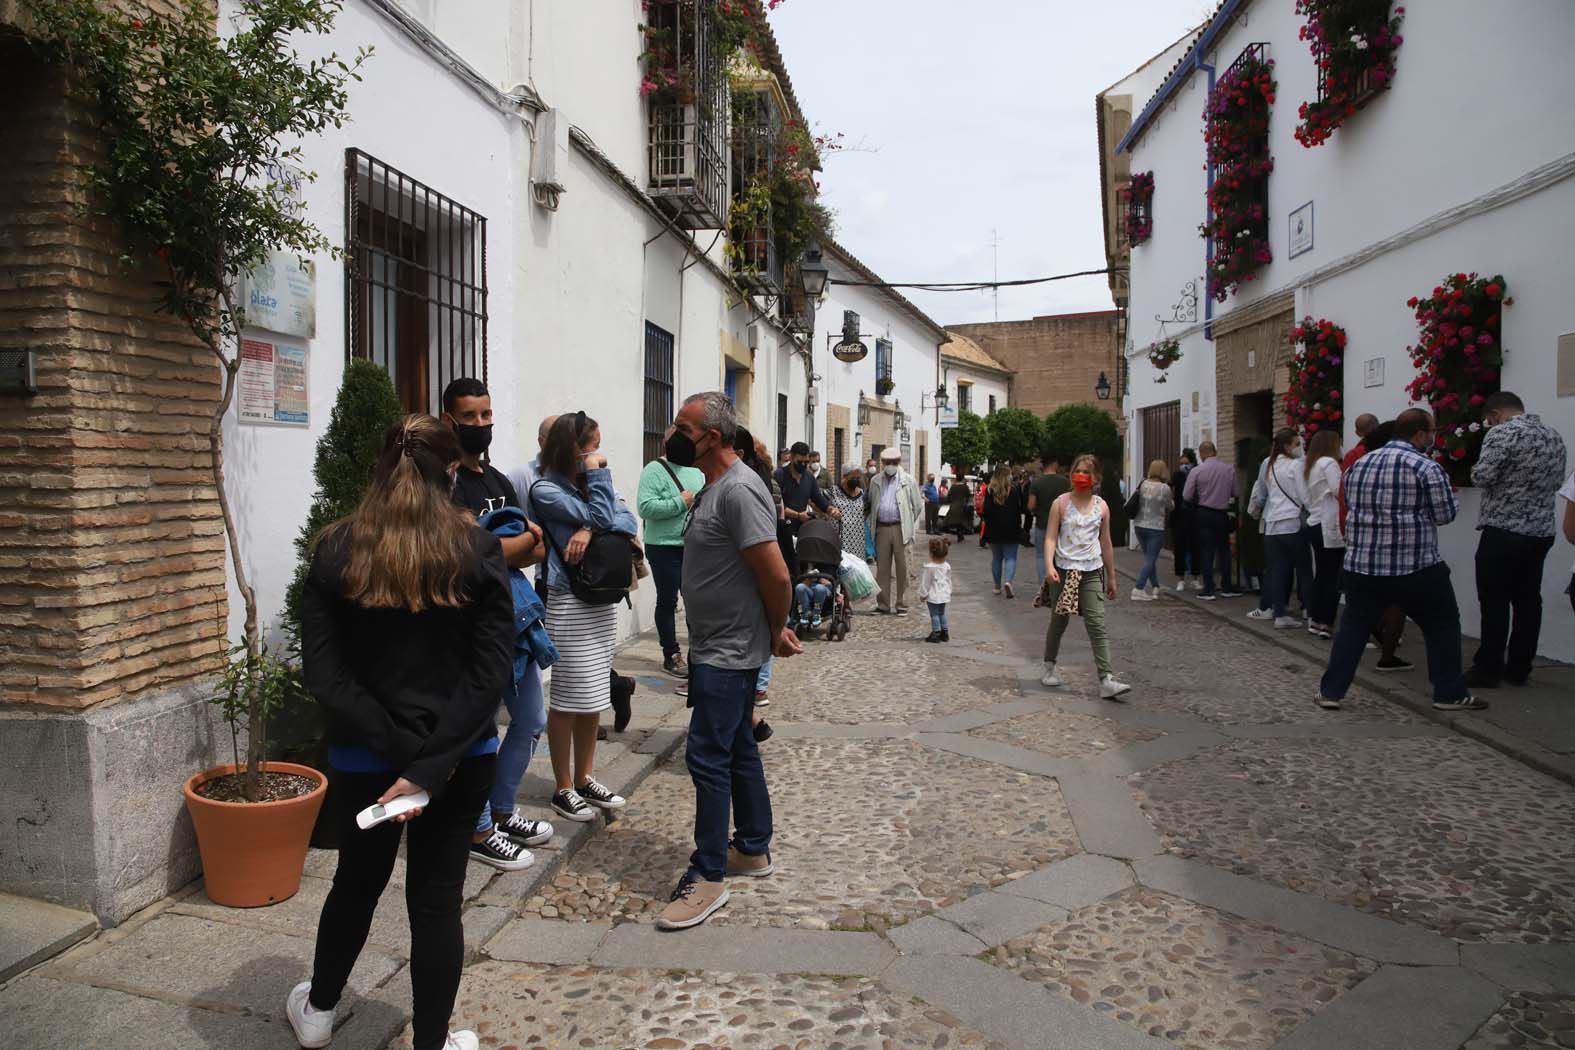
[0,40,228,709]
[948,311,1122,425]
[1212,299,1296,459]
[823,402,850,480]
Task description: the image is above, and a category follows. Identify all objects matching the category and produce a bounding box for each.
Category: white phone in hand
[355,790,431,830]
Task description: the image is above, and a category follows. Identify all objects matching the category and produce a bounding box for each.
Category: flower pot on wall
[183,761,326,907]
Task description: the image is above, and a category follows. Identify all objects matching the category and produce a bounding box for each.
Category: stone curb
[1268,963,1503,1050]
[0,895,97,984]
[1112,562,1575,785]
[1457,942,1575,994]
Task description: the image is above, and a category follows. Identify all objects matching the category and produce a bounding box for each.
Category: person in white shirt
[918,537,953,643]
[1260,428,1313,629]
[1302,430,1346,639]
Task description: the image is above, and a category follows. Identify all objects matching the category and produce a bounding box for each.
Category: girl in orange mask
[1036,454,1131,700]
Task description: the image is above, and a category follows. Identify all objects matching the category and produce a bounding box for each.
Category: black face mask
[666,428,703,467]
[451,422,493,456]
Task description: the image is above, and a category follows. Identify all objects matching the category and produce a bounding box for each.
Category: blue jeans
[990,542,1018,587]
[685,663,773,882]
[794,582,830,619]
[1320,563,1467,703]
[1196,507,1233,595]
[756,655,773,692]
[1031,527,1047,581]
[475,664,546,833]
[646,544,684,659]
[928,602,949,632]
[1134,526,1165,590]
[1265,529,1312,618]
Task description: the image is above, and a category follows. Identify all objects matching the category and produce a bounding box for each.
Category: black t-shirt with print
[451,463,520,520]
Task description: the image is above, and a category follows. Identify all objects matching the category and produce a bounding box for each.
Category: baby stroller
[790,517,853,642]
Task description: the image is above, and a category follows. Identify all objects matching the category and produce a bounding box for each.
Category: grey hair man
[865,447,924,614]
[507,414,558,524]
[657,392,800,931]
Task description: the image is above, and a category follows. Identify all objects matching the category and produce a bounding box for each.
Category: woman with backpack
[530,412,639,823]
[292,414,512,1050]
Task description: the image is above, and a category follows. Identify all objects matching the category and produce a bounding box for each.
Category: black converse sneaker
[575,777,626,810]
[469,830,534,871]
[552,788,595,822]
[496,812,554,846]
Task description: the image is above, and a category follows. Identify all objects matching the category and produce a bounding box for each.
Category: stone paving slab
[969,706,1162,760]
[932,890,1069,949]
[912,698,1051,733]
[1054,772,1163,860]
[997,853,1136,912]
[1271,964,1504,1050]
[46,912,404,1019]
[438,959,1014,1049]
[883,954,1172,1050]
[1461,991,1575,1050]
[0,974,284,1050]
[989,886,1377,1050]
[481,917,612,965]
[0,891,96,983]
[1132,735,1575,941]
[915,730,1081,777]
[1460,942,1575,994]
[885,914,989,956]
[590,921,895,975]
[1081,730,1227,775]
[169,876,510,960]
[1134,855,1458,966]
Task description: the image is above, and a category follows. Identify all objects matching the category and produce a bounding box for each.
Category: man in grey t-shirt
[657,392,799,931]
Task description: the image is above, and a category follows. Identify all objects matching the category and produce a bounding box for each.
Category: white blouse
[1054,495,1106,572]
[1304,456,1345,549]
[1262,456,1307,537]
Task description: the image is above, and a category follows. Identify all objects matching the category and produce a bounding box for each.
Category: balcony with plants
[641,0,734,228]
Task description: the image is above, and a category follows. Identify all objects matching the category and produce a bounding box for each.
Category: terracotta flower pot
[183,761,327,908]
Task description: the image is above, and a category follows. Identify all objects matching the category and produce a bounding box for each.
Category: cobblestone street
[5,538,1574,1049]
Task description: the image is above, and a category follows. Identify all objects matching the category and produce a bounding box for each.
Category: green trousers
[1042,569,1112,678]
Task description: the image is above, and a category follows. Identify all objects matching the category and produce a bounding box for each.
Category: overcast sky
[768,1,1209,327]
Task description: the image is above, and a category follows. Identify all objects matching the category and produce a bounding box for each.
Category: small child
[918,537,953,643]
[792,564,837,631]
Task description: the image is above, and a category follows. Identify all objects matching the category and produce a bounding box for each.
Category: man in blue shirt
[1317,409,1483,713]
[773,441,838,576]
[922,474,941,534]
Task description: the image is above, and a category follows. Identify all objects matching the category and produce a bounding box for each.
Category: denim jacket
[478,507,559,675]
[528,467,639,592]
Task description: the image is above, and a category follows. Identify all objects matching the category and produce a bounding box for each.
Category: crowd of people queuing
[285,367,1569,1049]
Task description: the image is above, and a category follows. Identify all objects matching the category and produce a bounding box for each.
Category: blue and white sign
[1289,201,1315,259]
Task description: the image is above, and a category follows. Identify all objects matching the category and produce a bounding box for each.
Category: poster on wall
[239,250,316,338]
[1289,201,1314,259]
[938,403,959,429]
[238,338,309,426]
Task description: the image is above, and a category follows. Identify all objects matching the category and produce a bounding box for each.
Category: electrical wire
[827,266,1118,293]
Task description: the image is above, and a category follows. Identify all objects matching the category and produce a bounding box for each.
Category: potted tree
[24,0,369,904]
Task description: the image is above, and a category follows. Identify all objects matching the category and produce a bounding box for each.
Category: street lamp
[893,400,905,431]
[857,390,870,426]
[798,244,829,299]
[921,385,949,412]
[1095,371,1112,401]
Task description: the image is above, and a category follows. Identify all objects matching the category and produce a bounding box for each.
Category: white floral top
[1471,413,1567,537]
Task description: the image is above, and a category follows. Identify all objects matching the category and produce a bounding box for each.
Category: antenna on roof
[989,228,1001,321]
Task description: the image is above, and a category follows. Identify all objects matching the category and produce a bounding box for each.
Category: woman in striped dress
[830,467,871,560]
[529,412,640,823]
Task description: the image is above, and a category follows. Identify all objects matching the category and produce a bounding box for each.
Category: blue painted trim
[1115,0,1250,155]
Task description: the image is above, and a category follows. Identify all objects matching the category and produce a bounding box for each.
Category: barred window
[344,149,488,414]
[643,321,675,465]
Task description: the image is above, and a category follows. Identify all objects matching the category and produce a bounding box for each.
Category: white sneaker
[1099,675,1132,700]
[1130,587,1150,602]
[443,1033,480,1050]
[1147,586,1160,598]
[1246,608,1273,620]
[1188,579,1203,591]
[286,981,334,1049]
[1273,616,1301,629]
[1039,661,1062,688]
[1175,580,1187,592]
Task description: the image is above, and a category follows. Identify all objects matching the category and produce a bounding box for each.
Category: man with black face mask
[773,441,837,578]
[442,378,541,566]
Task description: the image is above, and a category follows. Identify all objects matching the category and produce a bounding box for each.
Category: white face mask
[1292,446,1305,460]
[883,465,898,477]
[808,463,821,475]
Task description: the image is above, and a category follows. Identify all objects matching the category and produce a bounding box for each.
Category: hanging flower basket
[1202,51,1276,302]
[1294,1,1405,148]
[1148,338,1181,383]
[1126,171,1154,246]
[1405,273,1508,485]
[1285,317,1346,441]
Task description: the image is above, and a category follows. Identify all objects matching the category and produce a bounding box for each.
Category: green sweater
[636,457,705,547]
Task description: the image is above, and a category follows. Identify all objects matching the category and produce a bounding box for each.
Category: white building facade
[1115,0,1575,660]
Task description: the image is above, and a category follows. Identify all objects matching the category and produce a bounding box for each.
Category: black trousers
[1472,527,1555,682]
[777,520,799,578]
[310,755,493,1050]
[924,503,939,534]
[1195,507,1233,595]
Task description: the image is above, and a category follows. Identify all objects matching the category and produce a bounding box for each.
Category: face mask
[451,422,493,456]
[809,463,821,475]
[665,428,702,468]
[1070,472,1095,492]
[883,465,898,477]
[792,459,807,474]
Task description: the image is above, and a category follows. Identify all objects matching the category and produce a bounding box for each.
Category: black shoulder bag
[529,480,634,607]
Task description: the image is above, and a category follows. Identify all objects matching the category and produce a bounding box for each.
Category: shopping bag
[839,551,877,601]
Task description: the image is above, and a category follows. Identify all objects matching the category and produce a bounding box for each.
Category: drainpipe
[1200,53,1216,342]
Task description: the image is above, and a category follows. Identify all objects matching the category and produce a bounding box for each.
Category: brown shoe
[655,874,729,931]
[726,847,774,877]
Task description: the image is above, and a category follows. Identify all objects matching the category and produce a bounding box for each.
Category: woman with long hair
[982,464,1025,597]
[293,415,514,1050]
[1038,453,1130,699]
[1303,429,1346,638]
[1170,448,1200,590]
[1131,459,1175,600]
[945,476,974,540]
[529,412,640,823]
[1260,427,1313,628]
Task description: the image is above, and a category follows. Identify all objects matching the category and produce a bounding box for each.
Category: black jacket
[982,487,1025,544]
[301,526,514,791]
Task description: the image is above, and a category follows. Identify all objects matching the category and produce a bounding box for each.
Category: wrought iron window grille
[643,321,676,465]
[646,0,729,230]
[730,85,784,294]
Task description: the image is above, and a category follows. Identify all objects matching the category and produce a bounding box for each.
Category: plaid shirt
[1343,440,1459,576]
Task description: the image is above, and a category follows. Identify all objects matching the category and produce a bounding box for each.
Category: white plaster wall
[939,363,1010,423]
[219,0,522,645]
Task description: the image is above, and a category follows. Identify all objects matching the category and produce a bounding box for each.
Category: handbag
[529,480,635,607]
[1123,485,1142,521]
